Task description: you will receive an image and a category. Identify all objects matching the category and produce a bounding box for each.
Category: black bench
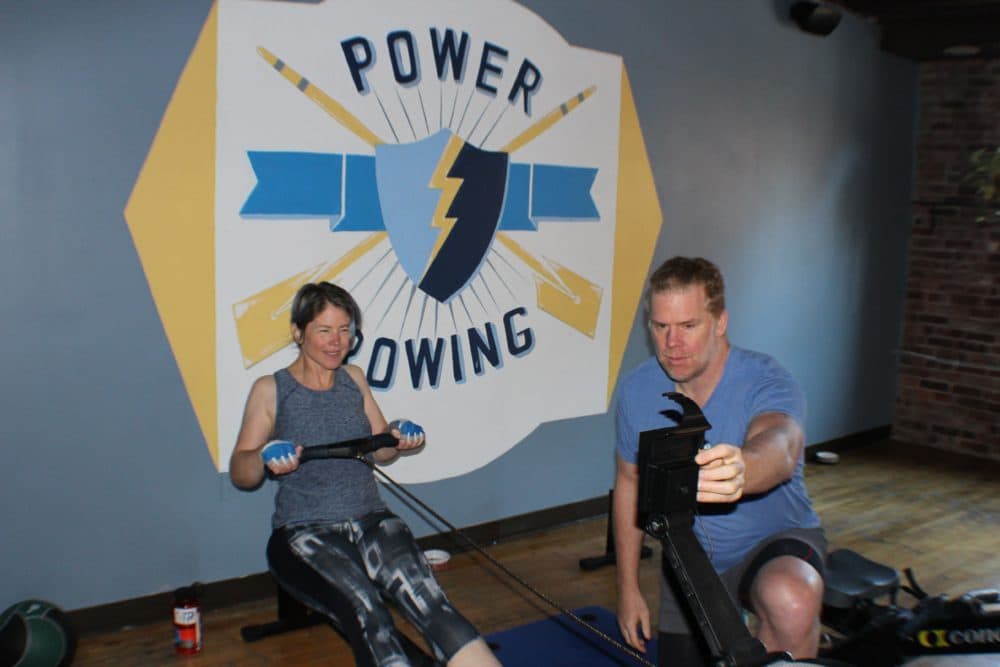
[240,577,437,665]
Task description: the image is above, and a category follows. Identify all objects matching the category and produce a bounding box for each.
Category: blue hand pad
[399,421,423,438]
[261,440,296,465]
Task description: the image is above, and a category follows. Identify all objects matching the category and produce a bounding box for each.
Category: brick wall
[894,60,1000,461]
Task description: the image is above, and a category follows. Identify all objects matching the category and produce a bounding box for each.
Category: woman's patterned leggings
[268,510,480,666]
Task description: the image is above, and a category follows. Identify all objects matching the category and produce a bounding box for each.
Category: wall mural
[124,0,661,482]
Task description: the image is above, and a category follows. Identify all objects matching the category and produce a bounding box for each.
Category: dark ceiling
[825,0,1000,61]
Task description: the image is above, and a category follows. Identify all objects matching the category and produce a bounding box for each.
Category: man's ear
[715,309,729,337]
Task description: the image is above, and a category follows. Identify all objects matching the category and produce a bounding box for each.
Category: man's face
[648,284,728,384]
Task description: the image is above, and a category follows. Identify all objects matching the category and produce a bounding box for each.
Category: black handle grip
[299,432,398,462]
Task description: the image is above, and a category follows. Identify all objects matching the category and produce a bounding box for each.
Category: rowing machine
[820,549,1000,665]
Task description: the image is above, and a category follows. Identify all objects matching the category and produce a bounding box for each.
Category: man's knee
[749,555,823,628]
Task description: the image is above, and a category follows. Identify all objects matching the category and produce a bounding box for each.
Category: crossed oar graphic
[234,47,602,368]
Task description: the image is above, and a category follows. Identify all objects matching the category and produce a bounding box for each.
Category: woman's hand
[260,440,303,476]
[389,420,425,451]
[372,420,424,463]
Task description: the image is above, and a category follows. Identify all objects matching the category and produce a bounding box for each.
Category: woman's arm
[343,365,423,464]
[230,375,296,488]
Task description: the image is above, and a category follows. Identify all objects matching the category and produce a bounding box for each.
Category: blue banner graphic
[241,151,598,232]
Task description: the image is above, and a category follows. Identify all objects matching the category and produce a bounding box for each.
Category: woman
[230,282,500,667]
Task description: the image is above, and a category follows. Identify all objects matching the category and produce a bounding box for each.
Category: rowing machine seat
[823,549,899,609]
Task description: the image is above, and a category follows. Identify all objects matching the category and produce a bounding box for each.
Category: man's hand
[695,443,745,503]
[617,587,652,652]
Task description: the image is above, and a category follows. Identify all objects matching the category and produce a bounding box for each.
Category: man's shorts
[658,526,827,633]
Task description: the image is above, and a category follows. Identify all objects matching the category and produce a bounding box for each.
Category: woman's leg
[446,638,502,667]
[268,524,410,667]
[354,511,500,666]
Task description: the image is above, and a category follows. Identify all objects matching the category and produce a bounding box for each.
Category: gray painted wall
[0,0,916,611]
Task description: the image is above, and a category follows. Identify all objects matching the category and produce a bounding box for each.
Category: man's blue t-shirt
[616,347,820,572]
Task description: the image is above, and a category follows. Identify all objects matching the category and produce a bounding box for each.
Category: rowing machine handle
[299,432,398,462]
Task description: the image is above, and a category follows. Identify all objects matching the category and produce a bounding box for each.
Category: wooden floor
[74,440,1000,666]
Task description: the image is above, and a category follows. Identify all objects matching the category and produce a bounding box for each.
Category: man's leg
[748,555,824,657]
[656,632,704,667]
[725,528,827,660]
[656,560,708,666]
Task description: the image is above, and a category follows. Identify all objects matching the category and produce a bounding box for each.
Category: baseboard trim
[69,427,892,635]
[805,425,891,460]
[69,494,610,635]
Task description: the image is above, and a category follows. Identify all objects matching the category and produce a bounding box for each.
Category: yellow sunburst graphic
[123,2,662,469]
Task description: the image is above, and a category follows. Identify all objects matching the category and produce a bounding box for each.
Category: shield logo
[375,129,509,303]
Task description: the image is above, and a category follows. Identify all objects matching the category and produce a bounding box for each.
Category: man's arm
[740,411,803,495]
[614,455,651,652]
[695,411,802,500]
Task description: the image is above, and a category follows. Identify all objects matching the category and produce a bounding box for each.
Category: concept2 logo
[124,0,662,482]
[914,626,1000,651]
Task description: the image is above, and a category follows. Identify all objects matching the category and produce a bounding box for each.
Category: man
[614,257,825,665]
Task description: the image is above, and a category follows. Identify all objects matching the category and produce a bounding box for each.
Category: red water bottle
[172,584,202,655]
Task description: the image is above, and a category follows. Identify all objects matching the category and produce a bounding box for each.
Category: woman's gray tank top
[270,367,385,528]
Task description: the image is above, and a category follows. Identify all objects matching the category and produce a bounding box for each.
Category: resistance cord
[363,458,657,667]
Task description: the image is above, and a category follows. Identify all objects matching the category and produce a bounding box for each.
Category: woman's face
[294,303,354,370]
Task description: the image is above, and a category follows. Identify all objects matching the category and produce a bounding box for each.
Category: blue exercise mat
[485,606,656,666]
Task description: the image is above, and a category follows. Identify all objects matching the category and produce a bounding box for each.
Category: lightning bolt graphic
[236,48,607,363]
[426,134,466,275]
